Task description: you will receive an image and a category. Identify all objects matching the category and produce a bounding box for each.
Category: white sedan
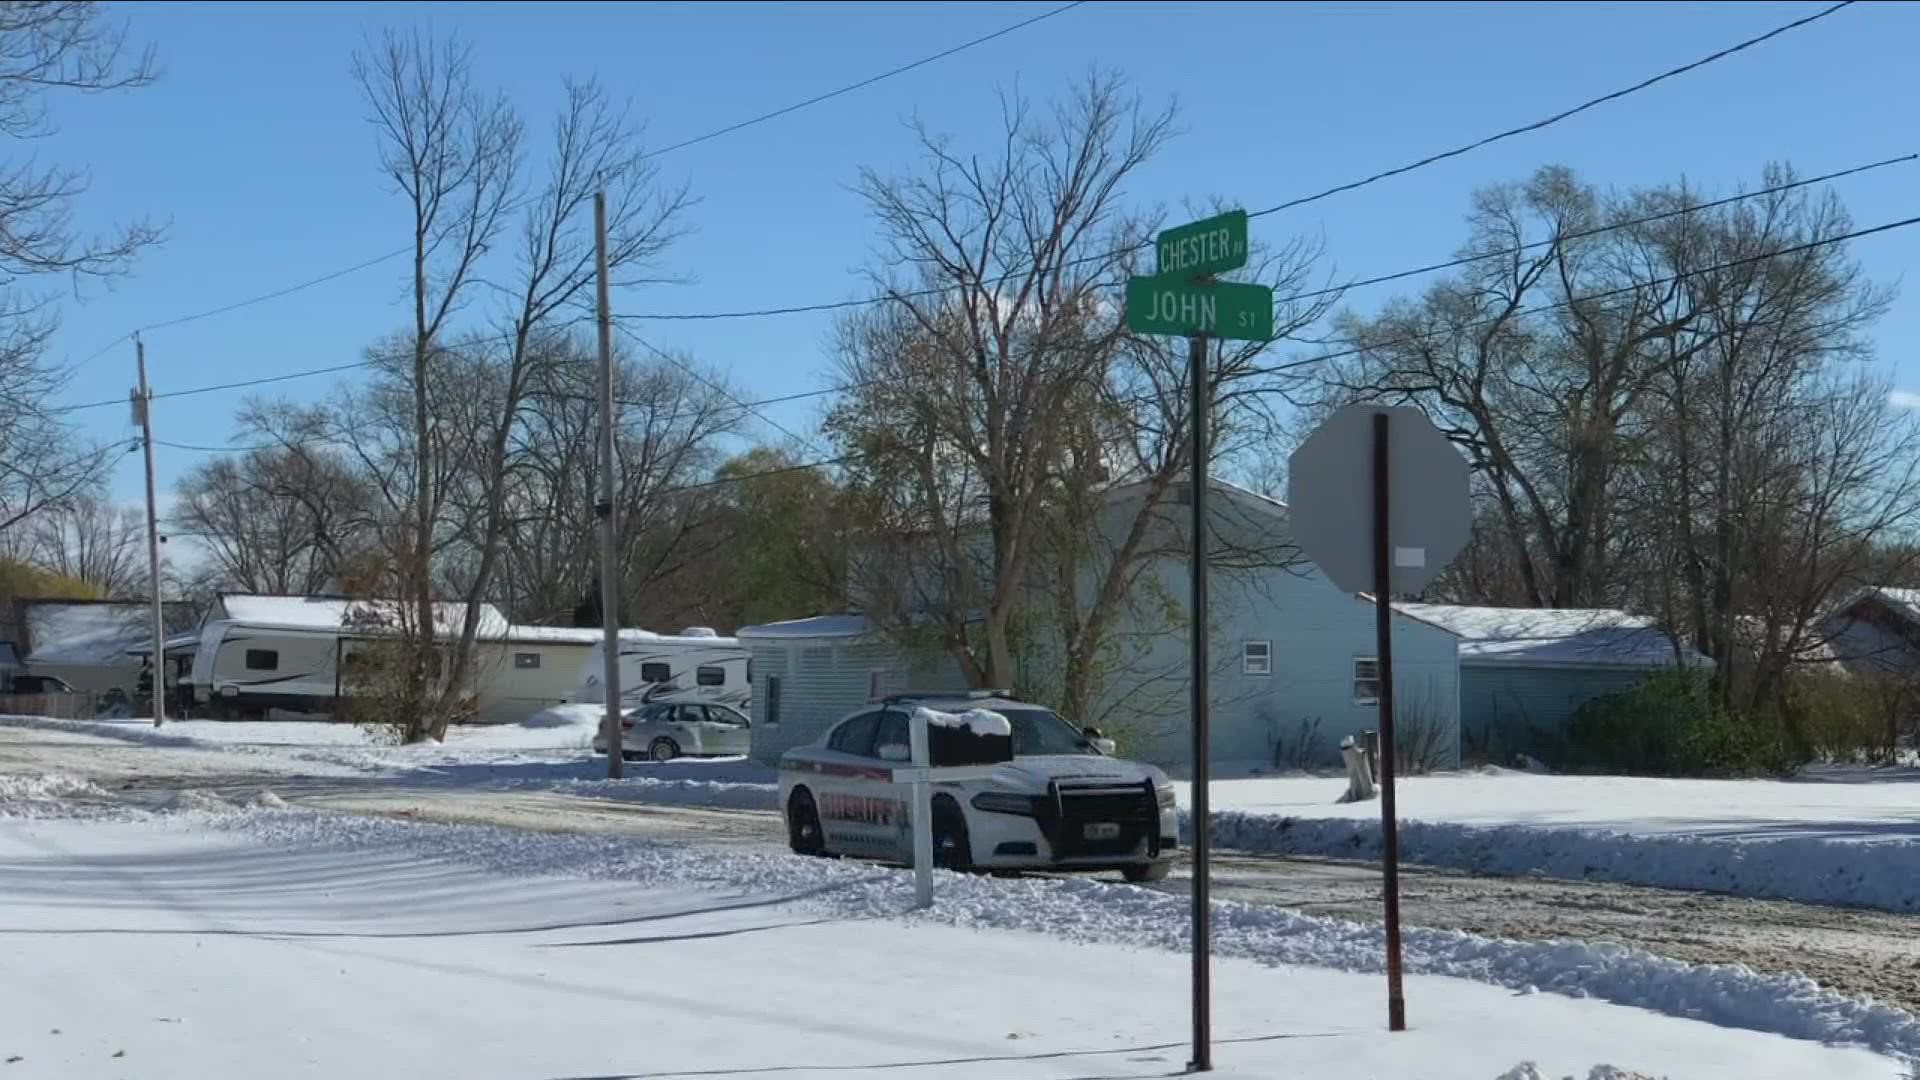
[778,693,1177,882]
[593,701,751,761]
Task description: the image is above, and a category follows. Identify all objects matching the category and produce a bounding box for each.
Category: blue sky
[37,0,1918,510]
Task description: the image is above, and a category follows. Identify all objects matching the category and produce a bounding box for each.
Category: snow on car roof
[913,706,1013,737]
[1392,602,1705,670]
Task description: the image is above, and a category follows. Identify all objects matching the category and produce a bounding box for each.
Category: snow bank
[0,772,119,820]
[915,706,1012,738]
[1498,1067,1664,1080]
[219,808,1920,1062]
[1180,771,1920,912]
[1200,810,1920,913]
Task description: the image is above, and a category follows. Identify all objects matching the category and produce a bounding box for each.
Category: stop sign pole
[1287,403,1470,1036]
[1369,412,1407,1032]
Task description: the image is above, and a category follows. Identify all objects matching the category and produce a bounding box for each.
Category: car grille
[1038,780,1159,859]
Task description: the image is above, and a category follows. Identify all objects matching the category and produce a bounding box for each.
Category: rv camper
[569,627,749,713]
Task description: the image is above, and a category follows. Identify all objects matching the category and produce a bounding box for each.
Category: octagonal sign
[1287,404,1470,595]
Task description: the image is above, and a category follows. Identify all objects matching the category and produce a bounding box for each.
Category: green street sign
[1125,277,1274,341]
[1156,210,1248,279]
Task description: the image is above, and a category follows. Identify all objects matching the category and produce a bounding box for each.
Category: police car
[777,691,1177,882]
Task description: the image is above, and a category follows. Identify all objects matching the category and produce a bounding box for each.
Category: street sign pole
[1188,330,1212,1074]
[1125,210,1268,1075]
[1371,412,1407,1032]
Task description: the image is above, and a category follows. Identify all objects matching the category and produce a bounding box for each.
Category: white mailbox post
[890,709,1004,909]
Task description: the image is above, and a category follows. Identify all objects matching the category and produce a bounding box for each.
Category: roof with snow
[21,600,199,665]
[1834,586,1920,627]
[213,594,510,638]
[1392,603,1703,670]
[737,614,871,641]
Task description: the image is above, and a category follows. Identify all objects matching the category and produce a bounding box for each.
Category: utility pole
[133,335,165,728]
[594,188,624,778]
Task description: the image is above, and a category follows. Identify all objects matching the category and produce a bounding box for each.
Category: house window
[1353,658,1381,706]
[1243,640,1272,676]
[513,652,541,670]
[696,665,725,687]
[245,649,278,671]
[765,675,781,725]
[639,662,671,683]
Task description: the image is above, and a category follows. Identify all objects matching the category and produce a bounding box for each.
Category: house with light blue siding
[1393,602,1708,766]
[739,480,1463,773]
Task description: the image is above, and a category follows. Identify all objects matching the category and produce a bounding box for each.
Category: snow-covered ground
[11,713,1920,912]
[0,801,1904,1079]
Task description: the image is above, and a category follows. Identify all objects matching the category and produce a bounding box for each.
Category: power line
[645,1,1086,159]
[1239,0,1859,225]
[623,1,1864,323]
[57,2,1085,358]
[46,155,1911,421]
[153,438,275,453]
[612,321,820,450]
[1248,212,1920,380]
[137,216,1920,522]
[611,212,1920,497]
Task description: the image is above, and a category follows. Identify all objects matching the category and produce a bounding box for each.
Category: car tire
[787,789,826,857]
[649,738,679,763]
[1122,861,1172,884]
[931,797,973,871]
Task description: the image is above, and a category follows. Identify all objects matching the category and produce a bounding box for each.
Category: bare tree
[830,73,1177,692]
[425,78,689,737]
[832,75,1330,726]
[0,1,162,546]
[173,434,375,596]
[352,28,519,736]
[503,340,737,629]
[30,493,142,595]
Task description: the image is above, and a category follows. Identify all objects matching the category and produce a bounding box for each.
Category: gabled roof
[1392,602,1705,670]
[20,600,199,665]
[1832,586,1920,627]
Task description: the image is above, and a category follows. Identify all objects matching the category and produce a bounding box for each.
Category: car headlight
[970,791,1037,816]
[1156,784,1176,808]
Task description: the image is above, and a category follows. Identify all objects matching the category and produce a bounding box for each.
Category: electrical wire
[621,1,1865,323]
[57,1,1087,359]
[47,158,1913,422]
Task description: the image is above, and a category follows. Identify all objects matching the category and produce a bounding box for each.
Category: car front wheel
[931,797,972,872]
[788,789,826,856]
[1122,861,1172,884]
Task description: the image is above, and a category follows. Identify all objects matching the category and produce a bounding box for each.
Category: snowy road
[7,723,1914,1015]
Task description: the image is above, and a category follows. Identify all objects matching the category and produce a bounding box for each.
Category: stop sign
[1287,404,1470,595]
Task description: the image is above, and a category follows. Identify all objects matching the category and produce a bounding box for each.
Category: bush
[1568,669,1822,776]
[1785,669,1899,765]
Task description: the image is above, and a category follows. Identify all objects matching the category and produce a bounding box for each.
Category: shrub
[1568,669,1810,776]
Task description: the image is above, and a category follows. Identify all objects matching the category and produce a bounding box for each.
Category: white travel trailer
[190,595,513,720]
[189,594,616,724]
[569,627,750,713]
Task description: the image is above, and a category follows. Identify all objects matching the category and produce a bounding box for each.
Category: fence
[0,692,100,720]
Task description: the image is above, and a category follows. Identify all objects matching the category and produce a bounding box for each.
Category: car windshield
[996,706,1095,757]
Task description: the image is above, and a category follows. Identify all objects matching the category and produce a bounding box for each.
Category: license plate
[1082,822,1120,840]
